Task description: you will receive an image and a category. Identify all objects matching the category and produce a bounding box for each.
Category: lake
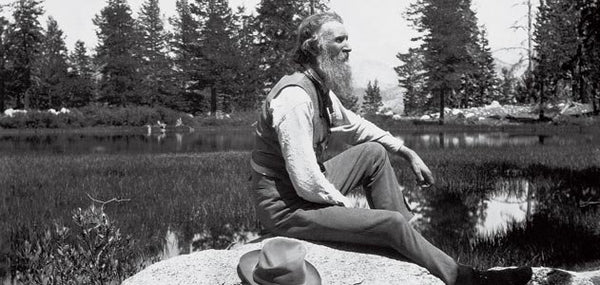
[0,128,593,154]
[1,128,599,282]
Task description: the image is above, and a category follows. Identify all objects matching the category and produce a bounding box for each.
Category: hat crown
[253,239,308,285]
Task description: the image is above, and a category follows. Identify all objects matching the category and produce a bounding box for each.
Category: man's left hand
[398,146,435,187]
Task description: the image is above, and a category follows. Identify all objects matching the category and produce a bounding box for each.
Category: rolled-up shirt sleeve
[329,91,405,152]
[270,87,347,205]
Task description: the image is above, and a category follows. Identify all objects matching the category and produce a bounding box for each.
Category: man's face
[315,21,353,99]
[317,21,352,63]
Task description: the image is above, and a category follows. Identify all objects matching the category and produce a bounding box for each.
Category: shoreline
[0,122,598,136]
[0,125,255,136]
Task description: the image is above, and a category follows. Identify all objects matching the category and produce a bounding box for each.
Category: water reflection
[406,177,536,240]
[162,227,180,260]
[158,227,259,262]
[400,166,600,268]
[399,132,582,149]
[476,178,535,236]
[0,130,591,154]
[0,129,256,154]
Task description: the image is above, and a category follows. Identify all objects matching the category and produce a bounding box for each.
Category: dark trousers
[250,142,458,284]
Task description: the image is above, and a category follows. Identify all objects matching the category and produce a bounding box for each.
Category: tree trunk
[527,0,535,104]
[539,80,545,120]
[16,93,24,109]
[577,8,586,103]
[0,75,4,112]
[577,50,586,103]
[571,70,577,102]
[439,88,445,125]
[527,0,533,78]
[594,82,599,115]
[210,86,217,116]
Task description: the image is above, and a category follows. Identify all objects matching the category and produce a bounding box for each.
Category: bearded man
[249,12,532,285]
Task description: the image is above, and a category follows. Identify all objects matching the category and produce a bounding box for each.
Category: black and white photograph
[0,0,599,284]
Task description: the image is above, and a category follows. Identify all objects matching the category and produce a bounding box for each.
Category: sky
[0,0,537,88]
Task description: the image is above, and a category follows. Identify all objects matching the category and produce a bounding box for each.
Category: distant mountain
[347,56,404,114]
[352,84,404,115]
[350,57,398,88]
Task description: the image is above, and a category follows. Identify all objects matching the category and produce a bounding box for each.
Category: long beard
[317,50,354,100]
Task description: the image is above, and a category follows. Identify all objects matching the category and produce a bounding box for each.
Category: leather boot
[455,265,532,285]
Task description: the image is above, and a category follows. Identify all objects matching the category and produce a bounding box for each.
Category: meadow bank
[1,105,599,135]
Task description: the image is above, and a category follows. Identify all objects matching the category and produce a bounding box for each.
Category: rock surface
[124,237,600,285]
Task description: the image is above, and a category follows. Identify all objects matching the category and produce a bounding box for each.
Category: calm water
[0,129,593,154]
[1,128,599,281]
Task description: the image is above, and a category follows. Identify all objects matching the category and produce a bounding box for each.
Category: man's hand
[398,146,435,187]
[325,191,352,207]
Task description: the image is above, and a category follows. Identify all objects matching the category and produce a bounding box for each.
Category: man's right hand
[326,192,351,207]
[398,145,435,187]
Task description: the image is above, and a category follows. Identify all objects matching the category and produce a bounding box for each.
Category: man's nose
[343,42,352,53]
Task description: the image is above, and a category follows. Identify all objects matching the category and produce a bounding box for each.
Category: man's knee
[360,142,388,164]
[381,212,411,239]
[270,209,319,239]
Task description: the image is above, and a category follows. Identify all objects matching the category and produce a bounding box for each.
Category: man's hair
[292,12,343,65]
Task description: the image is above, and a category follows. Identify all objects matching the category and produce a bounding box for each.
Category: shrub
[0,111,57,128]
[10,204,140,284]
[194,111,258,127]
[0,105,195,129]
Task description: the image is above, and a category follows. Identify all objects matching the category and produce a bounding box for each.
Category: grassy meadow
[1,132,599,281]
[402,144,600,270]
[0,151,257,282]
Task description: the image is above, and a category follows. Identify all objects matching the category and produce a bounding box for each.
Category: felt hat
[237,238,321,285]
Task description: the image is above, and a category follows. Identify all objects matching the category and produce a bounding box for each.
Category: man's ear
[302,36,321,57]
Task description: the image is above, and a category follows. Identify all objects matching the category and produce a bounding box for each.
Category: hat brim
[237,250,321,285]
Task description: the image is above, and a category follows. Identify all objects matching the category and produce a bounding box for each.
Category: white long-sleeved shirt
[270,86,405,205]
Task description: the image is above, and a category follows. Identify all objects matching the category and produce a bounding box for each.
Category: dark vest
[251,71,331,178]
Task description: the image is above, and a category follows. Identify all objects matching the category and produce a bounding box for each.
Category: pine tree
[230,7,262,111]
[70,41,93,78]
[406,0,482,122]
[455,0,485,108]
[580,0,600,114]
[65,40,95,107]
[0,9,9,111]
[471,26,498,106]
[395,47,429,115]
[498,64,521,104]
[253,0,329,90]
[138,0,175,107]
[170,0,202,112]
[171,0,199,65]
[534,0,580,106]
[192,0,242,114]
[5,0,44,109]
[30,16,69,109]
[533,0,600,116]
[94,0,143,106]
[361,79,383,115]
